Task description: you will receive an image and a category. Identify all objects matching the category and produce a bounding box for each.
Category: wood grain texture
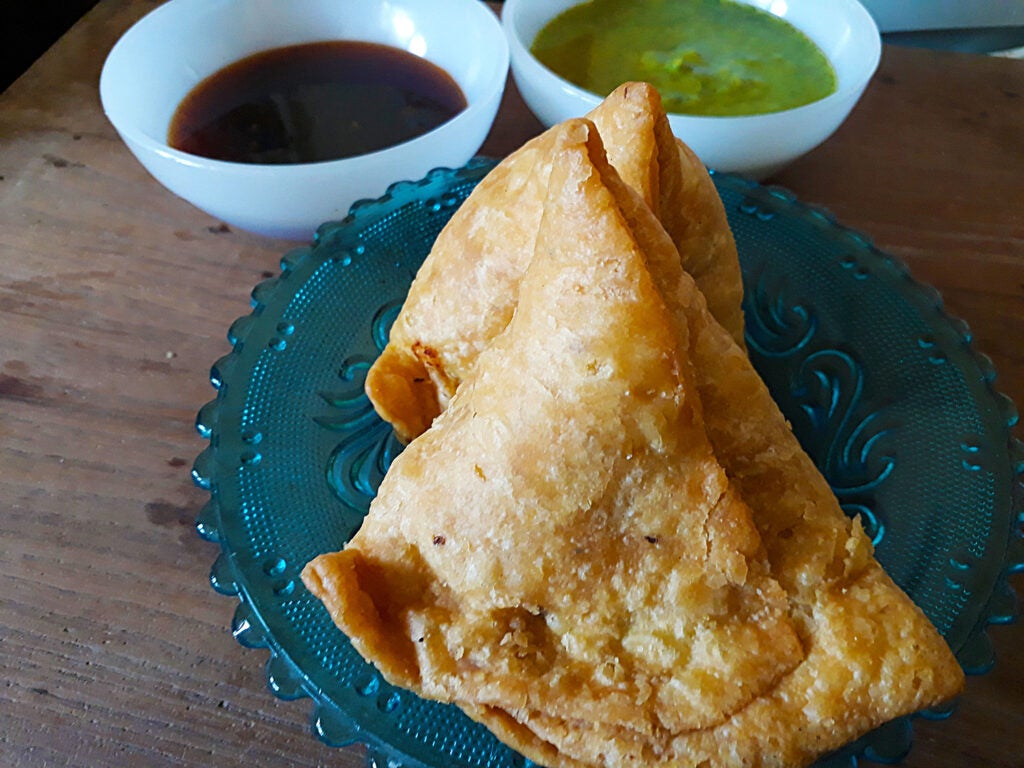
[0,2,1021,767]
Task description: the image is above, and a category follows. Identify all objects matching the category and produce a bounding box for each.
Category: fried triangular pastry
[366,82,744,443]
[553,121,965,767]
[304,121,962,767]
[305,119,802,761]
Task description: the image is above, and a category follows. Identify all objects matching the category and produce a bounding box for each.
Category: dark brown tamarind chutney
[168,41,467,165]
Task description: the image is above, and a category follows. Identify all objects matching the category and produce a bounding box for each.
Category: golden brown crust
[363,126,553,442]
[365,82,746,443]
[665,138,746,350]
[304,118,963,768]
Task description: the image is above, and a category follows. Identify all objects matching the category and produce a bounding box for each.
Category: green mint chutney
[530,0,837,116]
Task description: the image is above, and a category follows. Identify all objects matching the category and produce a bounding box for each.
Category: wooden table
[1,2,1022,766]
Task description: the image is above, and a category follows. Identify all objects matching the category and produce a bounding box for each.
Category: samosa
[366,82,744,443]
[304,121,962,768]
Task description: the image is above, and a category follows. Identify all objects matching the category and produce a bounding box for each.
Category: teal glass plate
[192,159,1023,768]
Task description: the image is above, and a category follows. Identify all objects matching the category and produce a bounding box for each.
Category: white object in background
[857,0,1024,33]
[100,0,508,240]
[504,0,881,179]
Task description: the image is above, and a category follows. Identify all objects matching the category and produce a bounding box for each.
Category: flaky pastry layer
[305,118,963,768]
[365,82,745,443]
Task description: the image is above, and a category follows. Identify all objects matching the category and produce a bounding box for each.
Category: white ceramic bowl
[504,0,881,179]
[100,0,508,240]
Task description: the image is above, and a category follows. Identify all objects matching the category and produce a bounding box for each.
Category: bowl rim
[99,0,509,175]
[503,0,882,123]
